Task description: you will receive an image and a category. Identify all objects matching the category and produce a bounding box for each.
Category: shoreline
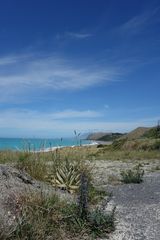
[32,140,113,153]
[33,141,99,153]
[0,140,112,152]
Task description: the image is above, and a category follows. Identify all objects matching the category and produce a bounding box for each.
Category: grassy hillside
[87,132,125,141]
[142,126,160,139]
[86,132,110,140]
[120,127,150,140]
[98,133,125,141]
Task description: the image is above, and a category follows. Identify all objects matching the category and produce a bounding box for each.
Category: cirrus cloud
[0,53,122,103]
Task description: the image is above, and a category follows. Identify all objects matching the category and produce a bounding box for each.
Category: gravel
[102,171,160,240]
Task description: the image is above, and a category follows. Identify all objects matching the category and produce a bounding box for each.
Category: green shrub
[88,208,115,237]
[143,126,160,139]
[112,139,126,150]
[88,183,107,204]
[150,140,160,150]
[121,164,144,183]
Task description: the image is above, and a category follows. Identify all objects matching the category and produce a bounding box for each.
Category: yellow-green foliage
[46,158,81,193]
[16,152,48,181]
[0,150,21,164]
[121,138,160,151]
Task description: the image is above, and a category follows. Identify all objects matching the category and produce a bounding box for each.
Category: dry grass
[120,127,150,140]
[1,185,114,240]
[0,141,160,170]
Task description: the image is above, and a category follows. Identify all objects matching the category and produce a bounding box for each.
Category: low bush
[143,126,160,139]
[88,207,115,237]
[112,139,127,150]
[121,164,144,183]
[88,183,108,204]
[150,140,160,150]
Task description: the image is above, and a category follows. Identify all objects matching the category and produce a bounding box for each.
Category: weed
[112,139,127,150]
[150,140,160,150]
[16,152,48,181]
[88,183,107,204]
[7,193,65,240]
[121,164,144,183]
[151,165,160,172]
[88,207,115,237]
[108,174,120,185]
[3,190,115,240]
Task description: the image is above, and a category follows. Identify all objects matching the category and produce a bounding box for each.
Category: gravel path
[106,172,160,240]
[90,160,160,240]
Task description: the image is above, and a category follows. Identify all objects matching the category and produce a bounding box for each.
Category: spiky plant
[47,159,81,194]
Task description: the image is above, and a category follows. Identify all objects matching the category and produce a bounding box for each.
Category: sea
[0,137,92,151]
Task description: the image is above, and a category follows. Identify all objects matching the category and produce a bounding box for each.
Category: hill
[120,127,151,140]
[143,126,160,139]
[98,132,125,141]
[86,132,109,140]
[86,132,125,141]
[86,125,160,143]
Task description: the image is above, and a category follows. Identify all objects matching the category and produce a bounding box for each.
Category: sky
[0,0,160,138]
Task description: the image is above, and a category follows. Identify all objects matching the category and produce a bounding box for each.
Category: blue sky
[0,0,160,137]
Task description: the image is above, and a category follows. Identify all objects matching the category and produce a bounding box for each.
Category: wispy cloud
[0,108,102,122]
[117,7,160,36]
[0,53,32,66]
[65,32,93,39]
[0,108,103,136]
[56,31,93,40]
[51,109,102,119]
[0,53,121,103]
[0,108,157,137]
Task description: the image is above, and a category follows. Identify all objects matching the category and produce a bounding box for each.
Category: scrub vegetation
[0,126,160,239]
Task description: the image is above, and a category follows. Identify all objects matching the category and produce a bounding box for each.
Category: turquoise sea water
[0,138,91,151]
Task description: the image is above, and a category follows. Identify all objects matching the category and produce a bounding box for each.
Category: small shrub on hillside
[121,164,144,183]
[143,126,160,139]
[112,139,126,150]
[97,144,105,148]
[150,140,160,150]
